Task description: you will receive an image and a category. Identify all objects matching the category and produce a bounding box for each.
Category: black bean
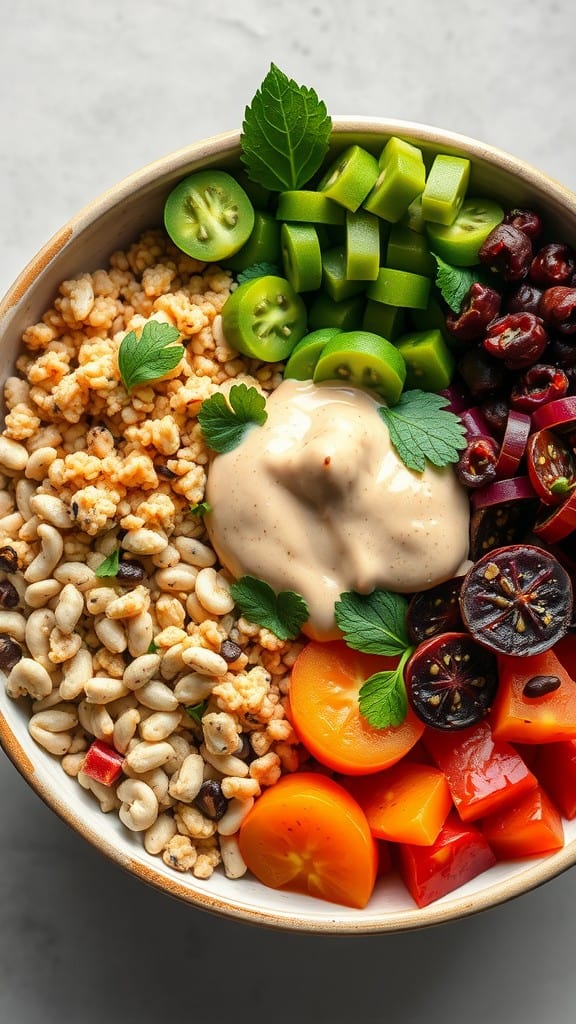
[0,546,19,574]
[0,579,20,608]
[194,780,228,821]
[0,634,22,672]
[522,674,561,698]
[116,559,146,585]
[220,638,242,663]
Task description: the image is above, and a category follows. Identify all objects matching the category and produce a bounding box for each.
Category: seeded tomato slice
[459,544,573,656]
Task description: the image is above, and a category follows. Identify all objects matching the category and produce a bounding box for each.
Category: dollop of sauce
[205,379,470,640]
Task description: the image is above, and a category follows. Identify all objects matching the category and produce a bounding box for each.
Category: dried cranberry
[510,363,569,412]
[457,347,507,399]
[405,632,499,730]
[539,286,576,335]
[0,579,20,608]
[456,437,499,489]
[549,335,576,370]
[478,223,533,282]
[445,283,501,342]
[529,243,576,287]
[480,395,510,438]
[504,208,542,241]
[504,281,544,315]
[483,312,548,370]
[407,577,465,644]
[459,544,573,656]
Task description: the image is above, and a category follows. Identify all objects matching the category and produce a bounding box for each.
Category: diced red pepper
[82,740,124,787]
[398,813,496,908]
[423,720,537,821]
[532,739,576,818]
[480,785,564,859]
[492,648,576,744]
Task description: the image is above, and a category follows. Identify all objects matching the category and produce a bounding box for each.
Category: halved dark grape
[405,631,498,730]
[459,544,573,656]
[407,577,465,644]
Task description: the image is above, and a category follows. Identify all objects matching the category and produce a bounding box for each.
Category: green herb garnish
[198,383,267,454]
[358,648,413,729]
[190,501,212,517]
[433,253,497,314]
[236,262,282,285]
[95,549,120,578]
[241,63,332,192]
[335,590,411,656]
[230,575,308,640]
[147,641,158,654]
[379,389,467,472]
[118,321,183,392]
[185,700,208,725]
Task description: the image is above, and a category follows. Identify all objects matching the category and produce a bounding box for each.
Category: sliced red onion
[531,395,576,432]
[470,475,537,510]
[459,406,495,442]
[439,382,470,414]
[495,409,532,479]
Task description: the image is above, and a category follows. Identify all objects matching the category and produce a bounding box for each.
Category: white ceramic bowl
[1,118,576,933]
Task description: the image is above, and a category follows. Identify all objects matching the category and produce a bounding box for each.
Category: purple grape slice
[405,631,498,730]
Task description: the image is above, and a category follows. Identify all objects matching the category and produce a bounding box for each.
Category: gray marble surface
[1,2,576,1021]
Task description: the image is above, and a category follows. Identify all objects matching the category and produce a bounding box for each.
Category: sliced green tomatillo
[283,327,342,380]
[223,211,281,271]
[421,154,470,226]
[425,197,504,266]
[362,300,406,340]
[395,328,455,391]
[317,145,379,212]
[367,267,431,309]
[307,292,365,332]
[364,137,426,223]
[313,330,406,404]
[276,190,345,225]
[281,222,322,292]
[345,210,380,281]
[386,223,435,277]
[164,170,255,262]
[221,275,307,362]
[322,246,367,301]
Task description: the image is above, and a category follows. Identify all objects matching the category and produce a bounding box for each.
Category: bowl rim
[1,115,576,934]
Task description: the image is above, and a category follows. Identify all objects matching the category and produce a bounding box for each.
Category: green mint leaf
[432,253,499,314]
[230,575,308,640]
[198,383,267,454]
[237,262,282,285]
[379,389,467,472]
[147,641,158,654]
[185,700,208,724]
[241,63,332,191]
[95,549,120,578]
[118,320,183,392]
[190,501,212,516]
[335,590,411,656]
[358,648,413,729]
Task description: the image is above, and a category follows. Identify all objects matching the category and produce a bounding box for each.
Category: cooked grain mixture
[0,228,305,881]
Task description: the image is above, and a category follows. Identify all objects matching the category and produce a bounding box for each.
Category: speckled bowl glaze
[1,119,576,933]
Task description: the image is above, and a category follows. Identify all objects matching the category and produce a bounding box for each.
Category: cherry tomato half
[289,640,425,775]
[526,427,576,505]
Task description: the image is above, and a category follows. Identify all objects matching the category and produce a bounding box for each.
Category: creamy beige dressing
[205,379,470,640]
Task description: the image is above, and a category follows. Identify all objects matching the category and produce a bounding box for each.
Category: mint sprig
[358,648,413,729]
[241,64,332,191]
[335,590,411,656]
[118,320,183,392]
[95,549,120,578]
[230,575,308,640]
[379,389,467,472]
[198,383,267,454]
[433,253,499,313]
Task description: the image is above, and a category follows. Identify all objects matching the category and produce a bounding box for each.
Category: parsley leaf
[358,648,413,729]
[237,262,282,285]
[230,575,308,640]
[198,383,268,454]
[433,253,499,313]
[185,700,208,725]
[118,321,183,392]
[335,590,411,656]
[379,389,467,472]
[241,64,332,191]
[190,501,212,517]
[95,549,120,578]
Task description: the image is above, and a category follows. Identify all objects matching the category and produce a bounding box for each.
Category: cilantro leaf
[185,700,208,725]
[432,253,499,313]
[237,262,282,285]
[241,64,332,191]
[358,648,413,729]
[198,383,267,454]
[118,321,183,392]
[230,575,308,640]
[95,549,120,578]
[190,501,212,517]
[335,590,411,656]
[379,389,467,472]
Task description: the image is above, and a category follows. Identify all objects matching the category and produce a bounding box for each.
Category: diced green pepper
[395,329,455,391]
[317,145,379,212]
[367,267,430,309]
[364,137,426,223]
[421,155,471,226]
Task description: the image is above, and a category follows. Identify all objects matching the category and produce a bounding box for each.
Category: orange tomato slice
[238,772,378,909]
[289,640,425,774]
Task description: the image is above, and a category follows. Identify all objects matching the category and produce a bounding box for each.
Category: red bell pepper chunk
[82,740,124,787]
[481,785,564,859]
[423,720,537,821]
[398,813,496,908]
[532,739,576,818]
